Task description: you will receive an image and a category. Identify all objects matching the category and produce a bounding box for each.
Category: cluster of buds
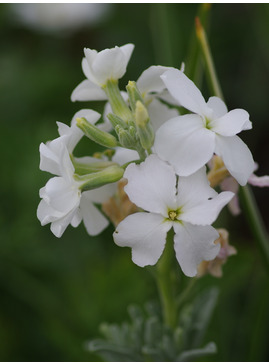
[37,43,268,277]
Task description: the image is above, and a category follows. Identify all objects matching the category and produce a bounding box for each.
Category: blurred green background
[0,3,269,361]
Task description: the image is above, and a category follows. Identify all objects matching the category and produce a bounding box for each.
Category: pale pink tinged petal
[215,135,255,186]
[211,109,251,136]
[206,96,228,118]
[181,191,234,226]
[220,177,241,215]
[112,147,139,165]
[154,114,215,176]
[147,98,179,132]
[83,183,117,204]
[173,222,220,277]
[71,79,107,101]
[124,154,177,215]
[113,212,171,267]
[80,195,109,236]
[43,177,80,213]
[92,47,128,84]
[161,69,210,116]
[248,173,269,187]
[176,166,217,208]
[137,65,174,94]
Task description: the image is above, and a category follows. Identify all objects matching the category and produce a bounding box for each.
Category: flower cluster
[37,43,266,277]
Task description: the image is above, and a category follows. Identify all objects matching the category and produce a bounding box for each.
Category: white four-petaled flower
[71,43,134,101]
[154,69,255,185]
[113,154,234,277]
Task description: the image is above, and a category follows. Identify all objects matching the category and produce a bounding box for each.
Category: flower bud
[126,80,144,113]
[77,165,125,192]
[107,113,126,129]
[117,127,136,149]
[135,101,154,150]
[77,117,118,148]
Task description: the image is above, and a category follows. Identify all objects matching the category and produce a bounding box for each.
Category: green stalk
[155,229,178,328]
[196,18,269,272]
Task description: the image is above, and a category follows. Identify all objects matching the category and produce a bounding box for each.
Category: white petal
[80,194,109,236]
[215,135,255,186]
[176,166,217,209]
[124,154,177,215]
[71,209,82,228]
[211,109,252,136]
[92,44,134,85]
[71,109,101,127]
[147,98,179,132]
[39,141,61,175]
[161,69,211,116]
[206,96,227,118]
[119,43,135,64]
[42,176,80,213]
[181,191,234,226]
[113,212,171,267]
[50,206,78,238]
[83,183,117,204]
[37,199,64,225]
[137,65,174,94]
[173,222,220,277]
[154,114,215,176]
[83,49,98,82]
[71,79,107,102]
[248,173,269,187]
[112,146,139,165]
[56,122,83,154]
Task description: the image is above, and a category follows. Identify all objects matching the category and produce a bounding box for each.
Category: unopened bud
[77,165,124,192]
[107,113,126,129]
[116,127,136,149]
[135,101,154,149]
[77,117,118,148]
[126,81,145,112]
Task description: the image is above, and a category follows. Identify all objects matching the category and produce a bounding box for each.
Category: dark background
[0,3,269,361]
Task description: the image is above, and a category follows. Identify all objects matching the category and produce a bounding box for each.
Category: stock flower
[154,69,255,185]
[71,43,134,101]
[113,154,234,277]
[37,140,115,237]
[39,109,101,175]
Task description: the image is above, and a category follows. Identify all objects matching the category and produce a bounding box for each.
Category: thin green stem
[196,19,269,272]
[155,229,178,329]
[195,17,224,100]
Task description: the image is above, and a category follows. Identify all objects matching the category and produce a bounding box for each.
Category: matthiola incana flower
[37,140,116,238]
[40,109,101,175]
[71,43,134,101]
[154,69,255,186]
[113,154,234,277]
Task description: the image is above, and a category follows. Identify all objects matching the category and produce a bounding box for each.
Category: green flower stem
[195,17,224,100]
[103,79,133,123]
[239,186,269,272]
[155,229,178,328]
[196,18,269,272]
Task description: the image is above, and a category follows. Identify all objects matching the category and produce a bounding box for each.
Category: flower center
[168,210,177,220]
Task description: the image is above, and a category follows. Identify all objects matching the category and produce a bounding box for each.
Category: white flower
[39,109,101,175]
[154,69,255,186]
[37,140,115,237]
[113,154,234,277]
[71,44,134,101]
